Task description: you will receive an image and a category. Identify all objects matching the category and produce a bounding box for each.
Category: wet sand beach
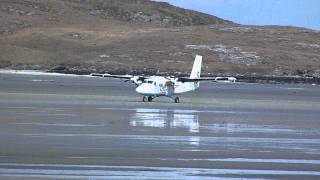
[0,73,320,179]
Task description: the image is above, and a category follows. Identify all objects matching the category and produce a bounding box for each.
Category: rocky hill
[0,0,320,79]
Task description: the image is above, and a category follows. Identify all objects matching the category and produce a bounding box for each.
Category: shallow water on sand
[0,73,320,179]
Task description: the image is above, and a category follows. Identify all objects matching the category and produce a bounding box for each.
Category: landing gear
[142,96,180,103]
[142,96,154,102]
[174,97,180,103]
[142,96,147,102]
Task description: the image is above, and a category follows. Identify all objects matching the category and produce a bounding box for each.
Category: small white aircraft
[91,55,236,103]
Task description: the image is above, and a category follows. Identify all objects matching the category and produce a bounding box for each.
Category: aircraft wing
[177,77,237,83]
[177,77,217,83]
[91,73,132,79]
[90,73,147,84]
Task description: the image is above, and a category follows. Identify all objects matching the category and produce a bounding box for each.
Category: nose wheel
[174,97,180,103]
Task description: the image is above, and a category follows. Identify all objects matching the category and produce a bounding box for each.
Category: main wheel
[148,96,153,102]
[142,96,147,102]
[174,97,180,103]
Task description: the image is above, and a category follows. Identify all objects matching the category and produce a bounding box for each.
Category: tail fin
[175,55,202,93]
[190,55,202,79]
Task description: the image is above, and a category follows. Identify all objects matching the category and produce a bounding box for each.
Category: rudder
[190,55,202,79]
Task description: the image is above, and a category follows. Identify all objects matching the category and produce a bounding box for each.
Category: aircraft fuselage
[135,76,197,97]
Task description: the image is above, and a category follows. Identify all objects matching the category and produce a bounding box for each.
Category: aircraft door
[165,81,175,96]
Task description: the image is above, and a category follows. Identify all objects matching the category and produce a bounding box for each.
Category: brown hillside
[0,0,319,77]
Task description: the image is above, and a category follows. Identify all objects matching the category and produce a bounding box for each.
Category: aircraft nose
[135,85,144,94]
[136,84,153,94]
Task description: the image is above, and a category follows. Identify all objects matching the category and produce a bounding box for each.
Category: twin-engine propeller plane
[91,55,236,103]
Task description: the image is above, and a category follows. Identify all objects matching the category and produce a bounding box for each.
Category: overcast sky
[155,0,320,30]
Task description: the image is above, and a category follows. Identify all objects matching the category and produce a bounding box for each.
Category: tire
[174,97,180,103]
[142,96,147,102]
[148,96,153,102]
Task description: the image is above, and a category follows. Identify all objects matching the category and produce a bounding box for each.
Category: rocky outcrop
[82,0,229,26]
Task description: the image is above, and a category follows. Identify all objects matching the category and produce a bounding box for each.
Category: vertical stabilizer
[175,55,203,93]
[190,55,202,79]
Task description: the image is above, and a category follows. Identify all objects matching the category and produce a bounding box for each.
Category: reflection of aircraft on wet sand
[130,108,199,133]
[91,55,236,103]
